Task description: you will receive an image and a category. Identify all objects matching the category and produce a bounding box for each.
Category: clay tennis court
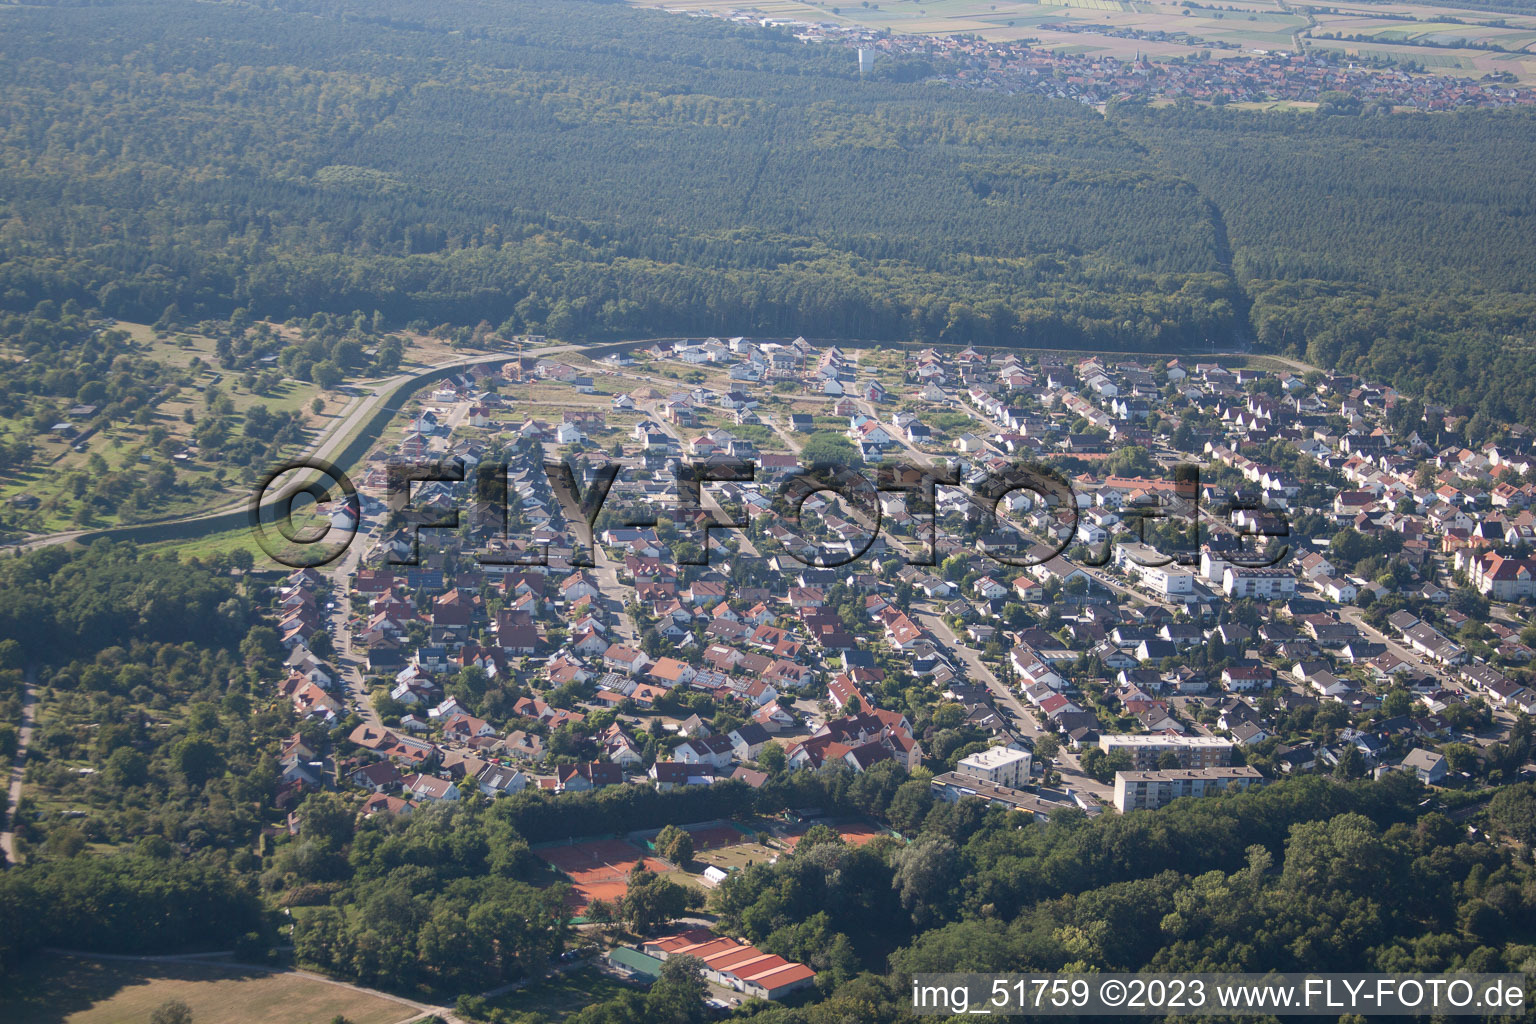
[779,820,888,850]
[534,838,670,911]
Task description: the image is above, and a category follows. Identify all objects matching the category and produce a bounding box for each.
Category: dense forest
[1122,104,1536,429]
[0,0,1235,354]
[3,0,1535,416]
[0,543,277,971]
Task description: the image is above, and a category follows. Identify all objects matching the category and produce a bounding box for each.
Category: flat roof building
[608,946,664,980]
[1114,765,1263,812]
[1098,734,1234,770]
[930,771,1075,821]
[955,744,1032,789]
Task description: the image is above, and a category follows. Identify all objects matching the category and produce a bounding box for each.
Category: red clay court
[534,838,670,911]
[780,820,887,850]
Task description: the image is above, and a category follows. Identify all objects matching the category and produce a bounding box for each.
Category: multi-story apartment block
[1114,766,1264,812]
[1098,734,1234,770]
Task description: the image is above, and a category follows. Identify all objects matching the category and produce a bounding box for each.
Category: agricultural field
[631,0,1309,53]
[0,956,419,1024]
[1306,34,1536,84]
[1300,0,1536,83]
[631,0,1536,81]
[1304,0,1536,51]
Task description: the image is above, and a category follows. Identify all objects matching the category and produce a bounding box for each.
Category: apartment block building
[955,745,1032,789]
[1114,765,1264,812]
[1098,734,1234,770]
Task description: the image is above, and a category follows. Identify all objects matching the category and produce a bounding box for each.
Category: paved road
[601,355,1116,806]
[914,608,1113,806]
[917,608,1029,723]
[591,550,640,648]
[634,396,765,562]
[18,348,536,553]
[1084,565,1186,615]
[759,412,803,456]
[1334,600,1445,682]
[1,667,38,865]
[329,531,380,727]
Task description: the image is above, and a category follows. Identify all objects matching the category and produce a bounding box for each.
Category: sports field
[779,819,889,849]
[687,823,781,872]
[0,955,419,1024]
[695,840,780,872]
[534,838,671,910]
[683,822,753,851]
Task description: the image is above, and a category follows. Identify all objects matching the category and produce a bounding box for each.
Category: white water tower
[858,48,876,76]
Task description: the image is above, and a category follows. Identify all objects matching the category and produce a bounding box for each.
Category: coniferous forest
[2,0,1536,423]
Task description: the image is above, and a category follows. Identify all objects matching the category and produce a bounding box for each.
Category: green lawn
[482,968,637,1021]
[141,522,266,564]
[0,956,418,1024]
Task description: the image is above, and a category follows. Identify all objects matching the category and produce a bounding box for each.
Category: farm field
[1307,36,1536,82]
[0,956,419,1024]
[1305,0,1536,56]
[631,0,1309,52]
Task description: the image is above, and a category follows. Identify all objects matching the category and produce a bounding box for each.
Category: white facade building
[956,745,1032,789]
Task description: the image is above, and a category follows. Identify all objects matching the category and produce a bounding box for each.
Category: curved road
[17,348,571,553]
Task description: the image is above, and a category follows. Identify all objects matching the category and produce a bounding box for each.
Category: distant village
[724,12,1536,110]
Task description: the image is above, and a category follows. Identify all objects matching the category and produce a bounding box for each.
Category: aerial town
[870,30,1536,109]
[266,331,1536,993]
[10,2,1536,1019]
[691,10,1536,110]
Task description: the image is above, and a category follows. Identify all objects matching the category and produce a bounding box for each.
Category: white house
[402,774,461,802]
[675,734,736,769]
[973,576,1008,600]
